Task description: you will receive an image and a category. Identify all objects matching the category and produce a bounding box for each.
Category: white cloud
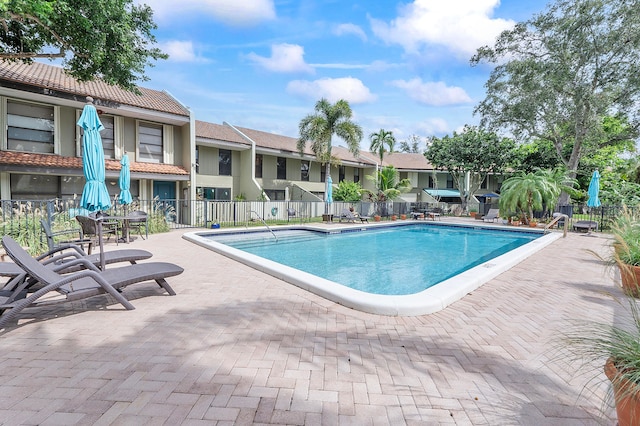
[391,78,472,106]
[139,0,276,26]
[333,23,367,41]
[159,40,208,63]
[370,0,514,58]
[246,44,314,74]
[417,118,450,135]
[286,77,377,104]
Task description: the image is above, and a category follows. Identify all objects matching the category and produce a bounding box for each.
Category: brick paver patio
[0,222,621,425]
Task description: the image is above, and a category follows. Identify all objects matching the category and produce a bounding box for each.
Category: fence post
[46,200,55,228]
[203,200,208,228]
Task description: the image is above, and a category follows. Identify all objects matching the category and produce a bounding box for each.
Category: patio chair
[127,210,148,240]
[40,219,93,254]
[76,215,118,247]
[0,236,184,328]
[482,209,500,223]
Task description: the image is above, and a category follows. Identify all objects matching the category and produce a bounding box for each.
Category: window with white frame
[99,115,115,159]
[301,160,309,181]
[7,100,55,153]
[138,121,163,163]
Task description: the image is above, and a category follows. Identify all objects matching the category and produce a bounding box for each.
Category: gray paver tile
[0,227,617,425]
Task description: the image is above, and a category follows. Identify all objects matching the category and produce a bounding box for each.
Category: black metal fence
[0,198,630,253]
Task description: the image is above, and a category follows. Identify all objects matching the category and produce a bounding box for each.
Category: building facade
[0,61,502,221]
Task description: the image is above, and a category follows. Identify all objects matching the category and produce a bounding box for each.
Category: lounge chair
[0,236,183,328]
[573,220,598,232]
[0,243,153,293]
[482,209,500,223]
[339,209,370,223]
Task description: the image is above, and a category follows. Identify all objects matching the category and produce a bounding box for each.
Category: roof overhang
[0,84,190,126]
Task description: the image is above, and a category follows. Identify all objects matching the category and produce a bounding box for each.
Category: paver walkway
[0,223,621,425]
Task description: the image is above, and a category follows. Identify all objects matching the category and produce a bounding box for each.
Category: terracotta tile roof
[195,121,250,146]
[0,151,189,176]
[231,125,313,155]
[0,62,190,117]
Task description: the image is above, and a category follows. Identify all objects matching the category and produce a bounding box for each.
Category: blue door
[153,181,176,222]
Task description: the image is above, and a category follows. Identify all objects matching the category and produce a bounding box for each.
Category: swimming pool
[184,222,561,316]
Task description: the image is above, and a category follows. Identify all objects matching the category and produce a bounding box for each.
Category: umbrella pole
[98,217,106,270]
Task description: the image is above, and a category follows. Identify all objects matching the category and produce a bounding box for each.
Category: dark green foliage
[333,180,363,203]
[0,0,167,92]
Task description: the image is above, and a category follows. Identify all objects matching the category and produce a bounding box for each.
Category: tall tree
[369,129,396,163]
[297,98,363,212]
[471,0,640,204]
[424,125,517,210]
[0,0,167,92]
[399,134,423,153]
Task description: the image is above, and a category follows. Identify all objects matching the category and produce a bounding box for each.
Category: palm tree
[369,129,396,163]
[364,165,412,216]
[499,169,564,224]
[297,99,363,213]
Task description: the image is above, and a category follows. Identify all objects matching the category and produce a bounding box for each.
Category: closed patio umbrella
[78,98,111,269]
[586,170,601,232]
[325,175,333,221]
[587,170,601,208]
[118,153,132,206]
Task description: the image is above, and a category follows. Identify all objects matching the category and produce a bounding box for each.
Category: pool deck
[0,218,622,424]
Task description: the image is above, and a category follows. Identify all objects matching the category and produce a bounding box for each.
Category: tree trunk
[325,160,331,214]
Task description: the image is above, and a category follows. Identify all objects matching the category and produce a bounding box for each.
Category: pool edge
[183,224,561,316]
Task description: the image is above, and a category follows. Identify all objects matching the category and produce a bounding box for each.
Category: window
[446,175,454,189]
[195,146,200,174]
[138,122,163,163]
[321,164,326,183]
[481,176,488,189]
[99,115,115,159]
[219,149,231,176]
[354,168,360,183]
[198,187,231,200]
[301,160,309,181]
[264,189,285,200]
[277,157,286,180]
[11,174,139,200]
[255,154,263,178]
[11,174,57,199]
[339,166,345,182]
[428,176,435,188]
[7,100,54,153]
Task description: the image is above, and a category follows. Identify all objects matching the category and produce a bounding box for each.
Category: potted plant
[374,215,381,222]
[469,208,478,218]
[611,208,640,298]
[400,214,407,220]
[564,295,640,425]
[391,214,397,221]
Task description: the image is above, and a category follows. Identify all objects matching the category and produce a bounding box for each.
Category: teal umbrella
[586,170,601,208]
[326,175,333,204]
[118,153,132,205]
[79,103,111,212]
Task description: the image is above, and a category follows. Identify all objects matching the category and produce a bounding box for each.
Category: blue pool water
[206,224,539,295]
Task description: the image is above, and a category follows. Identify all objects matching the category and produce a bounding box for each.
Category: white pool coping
[183,223,562,316]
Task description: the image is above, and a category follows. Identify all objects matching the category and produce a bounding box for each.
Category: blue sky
[137,0,550,150]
